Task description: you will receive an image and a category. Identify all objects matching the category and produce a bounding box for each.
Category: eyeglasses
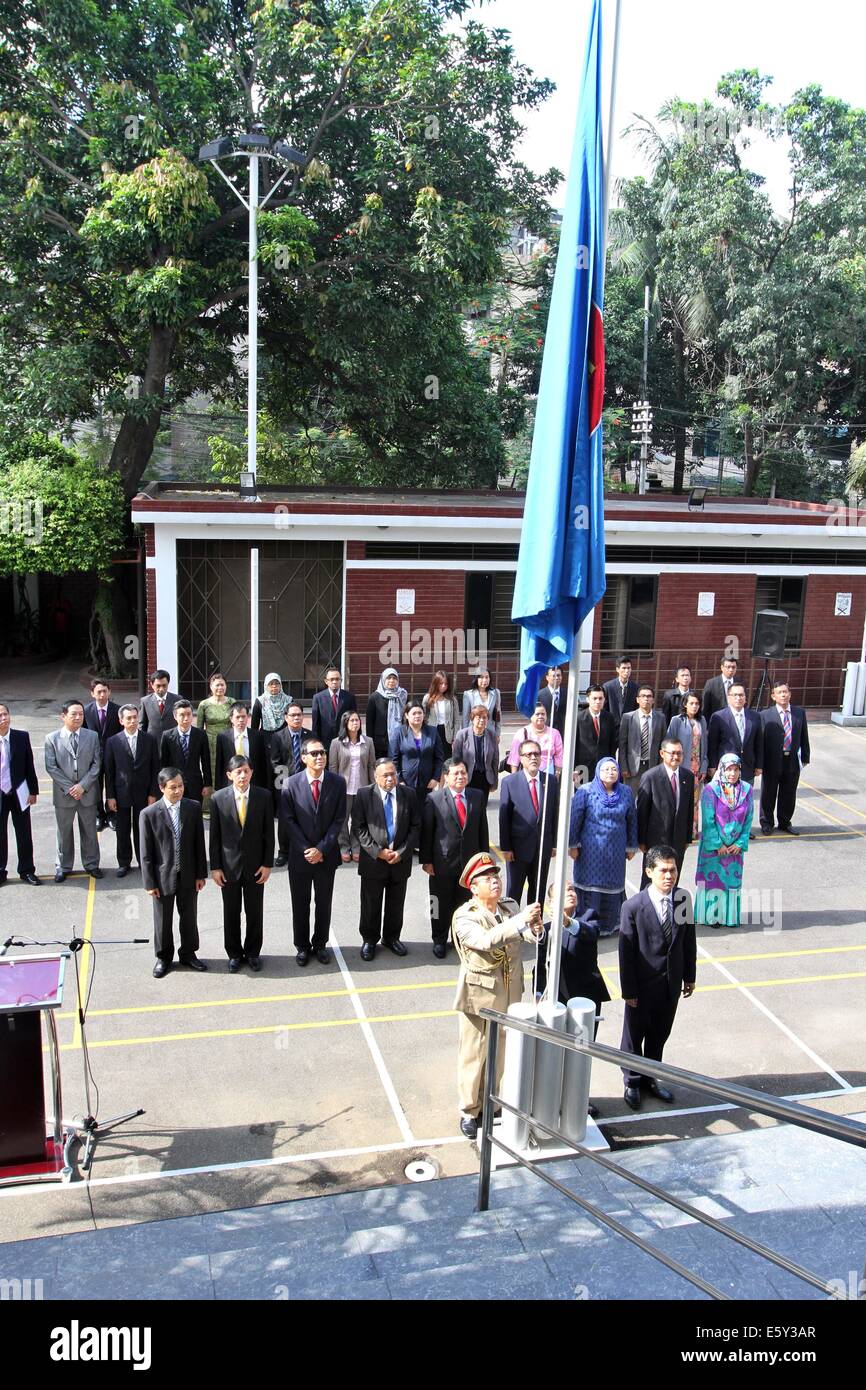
[307,749,326,757]
[521,752,542,760]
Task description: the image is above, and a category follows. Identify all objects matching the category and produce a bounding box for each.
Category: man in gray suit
[44,699,103,882]
[139,670,181,742]
[618,685,666,793]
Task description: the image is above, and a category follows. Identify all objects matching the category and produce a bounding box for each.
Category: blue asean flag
[512,0,607,715]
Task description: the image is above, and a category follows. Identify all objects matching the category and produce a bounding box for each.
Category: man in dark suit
[140,767,208,977]
[105,704,160,876]
[311,667,357,750]
[602,657,639,734]
[210,756,274,971]
[215,702,269,791]
[354,758,420,959]
[499,739,559,905]
[661,666,694,723]
[420,758,489,958]
[636,740,695,888]
[707,682,763,783]
[701,656,739,723]
[618,686,667,792]
[279,736,346,966]
[270,703,311,868]
[759,681,810,836]
[618,846,696,1110]
[139,670,181,741]
[160,699,212,803]
[0,702,40,886]
[537,666,567,737]
[576,685,616,783]
[84,678,121,830]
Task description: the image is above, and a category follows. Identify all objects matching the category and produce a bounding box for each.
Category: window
[600,576,657,652]
[753,577,805,650]
[463,572,519,650]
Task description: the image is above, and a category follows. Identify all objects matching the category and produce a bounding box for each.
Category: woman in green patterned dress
[196,672,233,804]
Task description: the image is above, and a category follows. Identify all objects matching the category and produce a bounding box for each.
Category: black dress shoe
[761,825,774,836]
[273,854,288,868]
[20,874,41,886]
[95,818,106,833]
[247,955,262,972]
[587,1102,600,1120]
[153,960,170,978]
[296,949,310,967]
[649,1080,674,1102]
[54,870,67,883]
[116,866,130,878]
[385,939,408,956]
[180,954,207,971]
[460,1115,478,1140]
[624,1086,641,1110]
[315,948,331,965]
[432,941,447,958]
[228,957,243,973]
[360,942,376,961]
[781,824,800,836]
[89,868,104,879]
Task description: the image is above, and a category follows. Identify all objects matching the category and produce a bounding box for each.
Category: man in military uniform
[451,852,543,1139]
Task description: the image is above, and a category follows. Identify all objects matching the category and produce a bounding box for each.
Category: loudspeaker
[752,609,789,660]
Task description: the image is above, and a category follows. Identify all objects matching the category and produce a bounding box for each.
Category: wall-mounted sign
[396,588,416,615]
[697,592,715,617]
[835,592,853,617]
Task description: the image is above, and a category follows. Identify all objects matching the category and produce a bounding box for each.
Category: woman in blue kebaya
[568,756,639,936]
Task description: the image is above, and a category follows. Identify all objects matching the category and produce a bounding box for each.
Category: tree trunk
[672,323,687,493]
[109,324,176,502]
[91,578,136,678]
[743,416,758,495]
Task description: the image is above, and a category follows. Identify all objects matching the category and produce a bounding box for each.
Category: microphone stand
[3,932,148,1175]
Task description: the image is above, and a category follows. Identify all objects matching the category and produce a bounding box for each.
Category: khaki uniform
[451,896,536,1119]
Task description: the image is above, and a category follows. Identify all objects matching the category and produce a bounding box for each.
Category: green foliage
[0,434,126,577]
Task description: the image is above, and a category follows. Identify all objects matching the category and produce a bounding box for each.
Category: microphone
[0,938,15,957]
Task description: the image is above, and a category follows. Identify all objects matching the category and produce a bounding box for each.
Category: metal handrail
[476,1007,866,1301]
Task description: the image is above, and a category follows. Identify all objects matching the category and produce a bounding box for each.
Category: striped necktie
[782,709,792,751]
[640,717,650,761]
[170,804,181,865]
[660,895,672,945]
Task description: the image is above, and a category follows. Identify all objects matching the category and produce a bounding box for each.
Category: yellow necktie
[236,736,244,755]
[238,796,246,827]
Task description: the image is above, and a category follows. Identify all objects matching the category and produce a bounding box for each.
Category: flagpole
[545,0,622,1010]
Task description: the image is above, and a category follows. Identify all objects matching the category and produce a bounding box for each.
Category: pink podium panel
[0,954,68,1169]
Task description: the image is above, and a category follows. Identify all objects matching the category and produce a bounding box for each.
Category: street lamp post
[198,129,306,698]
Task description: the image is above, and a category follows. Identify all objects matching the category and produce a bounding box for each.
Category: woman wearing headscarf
[251,673,292,754]
[667,691,708,836]
[329,709,376,862]
[695,752,753,927]
[366,667,408,759]
[568,756,639,937]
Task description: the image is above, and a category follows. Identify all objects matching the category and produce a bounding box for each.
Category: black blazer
[104,730,159,806]
[160,726,212,802]
[215,728,269,792]
[534,909,611,1010]
[538,685,567,737]
[365,693,396,759]
[701,675,735,723]
[498,770,558,864]
[389,726,443,790]
[451,726,499,790]
[602,677,638,730]
[2,728,39,797]
[618,887,696,1004]
[707,708,763,781]
[759,705,810,773]
[636,764,695,859]
[140,797,207,895]
[576,708,617,780]
[419,786,489,877]
[279,770,346,870]
[209,784,274,882]
[84,700,121,744]
[270,724,312,791]
[311,689,357,749]
[354,783,420,881]
[661,688,694,724]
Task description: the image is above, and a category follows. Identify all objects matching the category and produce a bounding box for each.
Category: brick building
[131,485,866,709]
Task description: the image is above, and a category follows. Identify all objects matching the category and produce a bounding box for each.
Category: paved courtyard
[1,666,864,1242]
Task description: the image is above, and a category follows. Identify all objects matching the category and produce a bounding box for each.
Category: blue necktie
[181,733,189,759]
[292,733,301,772]
[384,791,395,845]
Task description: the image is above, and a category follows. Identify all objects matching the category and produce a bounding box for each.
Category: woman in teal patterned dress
[695,753,753,927]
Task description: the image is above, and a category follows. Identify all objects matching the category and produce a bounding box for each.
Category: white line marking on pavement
[329,930,416,1144]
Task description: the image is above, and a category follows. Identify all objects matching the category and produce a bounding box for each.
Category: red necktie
[530,779,539,816]
[592,714,599,738]
[332,693,338,715]
[158,700,165,715]
[311,779,320,805]
[455,792,466,828]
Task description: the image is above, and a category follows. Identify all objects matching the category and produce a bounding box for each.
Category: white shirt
[647,884,674,926]
[305,772,324,790]
[127,734,138,757]
[734,710,746,738]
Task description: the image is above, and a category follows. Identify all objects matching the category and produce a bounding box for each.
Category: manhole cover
[404,1158,439,1182]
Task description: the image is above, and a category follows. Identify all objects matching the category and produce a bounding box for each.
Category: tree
[0,0,558,502]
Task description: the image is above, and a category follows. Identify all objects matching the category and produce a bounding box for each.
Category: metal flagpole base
[479,1114,608,1167]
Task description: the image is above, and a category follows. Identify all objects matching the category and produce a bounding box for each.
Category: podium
[0,953,75,1185]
